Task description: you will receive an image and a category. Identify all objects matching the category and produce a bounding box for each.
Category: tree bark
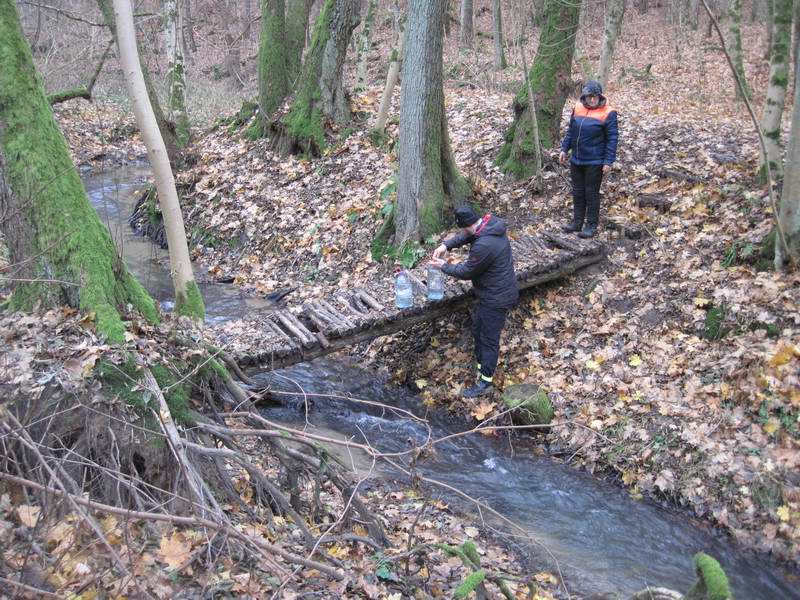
[396,0,471,244]
[96,0,180,164]
[728,0,750,100]
[113,0,204,320]
[459,0,473,48]
[258,0,290,118]
[356,0,378,90]
[280,0,361,155]
[373,7,404,135]
[286,0,312,83]
[497,0,581,179]
[759,0,793,179]
[0,0,157,342]
[492,0,507,70]
[776,48,800,267]
[598,0,625,89]
[164,0,191,147]
[184,0,197,51]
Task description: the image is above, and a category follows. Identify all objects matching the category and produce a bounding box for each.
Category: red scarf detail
[474,214,491,235]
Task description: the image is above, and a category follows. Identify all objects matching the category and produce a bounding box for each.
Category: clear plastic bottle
[395,270,413,309]
[426,266,444,301]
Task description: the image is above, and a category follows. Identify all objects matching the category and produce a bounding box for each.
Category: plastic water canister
[426,266,444,301]
[395,270,413,309]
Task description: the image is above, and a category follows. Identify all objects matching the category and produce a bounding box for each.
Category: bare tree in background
[776,45,800,267]
[164,0,191,146]
[598,0,626,88]
[460,0,473,48]
[492,0,507,70]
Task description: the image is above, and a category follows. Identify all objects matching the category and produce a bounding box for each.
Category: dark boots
[579,224,597,238]
[463,379,493,398]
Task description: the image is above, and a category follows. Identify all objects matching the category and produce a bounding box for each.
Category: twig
[0,576,60,599]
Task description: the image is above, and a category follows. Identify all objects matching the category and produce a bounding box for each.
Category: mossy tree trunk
[113,0,204,321]
[775,52,800,268]
[258,0,290,120]
[759,0,792,180]
[396,0,471,244]
[355,0,377,90]
[96,0,180,165]
[0,0,158,343]
[728,0,751,100]
[286,0,312,82]
[598,0,625,89]
[164,0,191,147]
[280,0,361,155]
[460,0,474,48]
[497,0,581,179]
[492,0,507,70]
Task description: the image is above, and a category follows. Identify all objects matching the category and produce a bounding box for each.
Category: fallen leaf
[158,532,192,570]
[628,354,642,367]
[17,505,40,528]
[776,505,790,522]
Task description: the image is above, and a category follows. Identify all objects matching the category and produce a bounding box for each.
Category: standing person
[429,206,518,398]
[559,80,619,238]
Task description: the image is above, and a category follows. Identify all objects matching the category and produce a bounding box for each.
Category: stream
[87,168,799,598]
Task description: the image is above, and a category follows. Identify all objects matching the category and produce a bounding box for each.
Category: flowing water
[85,165,274,324]
[87,170,799,598]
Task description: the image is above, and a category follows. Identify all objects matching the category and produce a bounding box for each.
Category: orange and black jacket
[560,98,618,166]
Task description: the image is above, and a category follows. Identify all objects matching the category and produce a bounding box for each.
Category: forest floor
[3,6,798,599]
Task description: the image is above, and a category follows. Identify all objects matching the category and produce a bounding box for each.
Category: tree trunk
[793,0,800,79]
[0,0,157,342]
[164,0,191,147]
[373,8,404,135]
[598,0,625,88]
[258,0,290,119]
[396,0,471,244]
[766,0,774,58]
[280,0,361,155]
[492,0,507,70]
[459,0,473,48]
[113,0,204,321]
[184,0,197,51]
[97,0,181,164]
[497,0,581,179]
[728,0,751,100]
[356,0,377,90]
[637,0,648,15]
[286,0,312,83]
[776,40,800,267]
[759,0,793,179]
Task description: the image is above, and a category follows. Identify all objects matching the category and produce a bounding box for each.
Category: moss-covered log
[0,0,158,342]
[497,0,581,179]
[395,0,471,243]
[277,0,361,156]
[48,86,92,105]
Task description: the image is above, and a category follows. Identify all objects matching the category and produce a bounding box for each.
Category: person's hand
[432,243,448,260]
[428,258,446,270]
[602,164,612,174]
[559,151,568,165]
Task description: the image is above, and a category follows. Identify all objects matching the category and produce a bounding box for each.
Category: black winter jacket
[441,215,519,309]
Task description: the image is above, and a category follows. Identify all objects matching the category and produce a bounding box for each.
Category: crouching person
[429,206,518,397]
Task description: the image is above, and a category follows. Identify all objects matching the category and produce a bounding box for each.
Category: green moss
[258,0,290,117]
[150,363,193,425]
[687,553,731,600]
[282,0,334,155]
[503,385,554,425]
[0,2,157,342]
[174,280,205,321]
[453,570,486,599]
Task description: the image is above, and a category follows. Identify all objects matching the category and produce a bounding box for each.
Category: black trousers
[570,163,604,227]
[471,303,509,381]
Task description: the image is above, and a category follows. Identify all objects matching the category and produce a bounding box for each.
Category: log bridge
[224,231,606,369]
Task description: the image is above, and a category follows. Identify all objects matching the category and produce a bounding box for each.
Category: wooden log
[334,293,368,323]
[275,311,314,347]
[638,193,673,213]
[356,288,384,312]
[316,299,354,330]
[404,271,428,296]
[541,231,587,254]
[304,305,334,334]
[284,311,318,345]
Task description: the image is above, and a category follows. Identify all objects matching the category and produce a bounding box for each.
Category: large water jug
[426,266,444,301]
[395,270,413,309]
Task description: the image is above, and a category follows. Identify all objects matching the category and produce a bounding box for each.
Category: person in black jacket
[429,206,518,397]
